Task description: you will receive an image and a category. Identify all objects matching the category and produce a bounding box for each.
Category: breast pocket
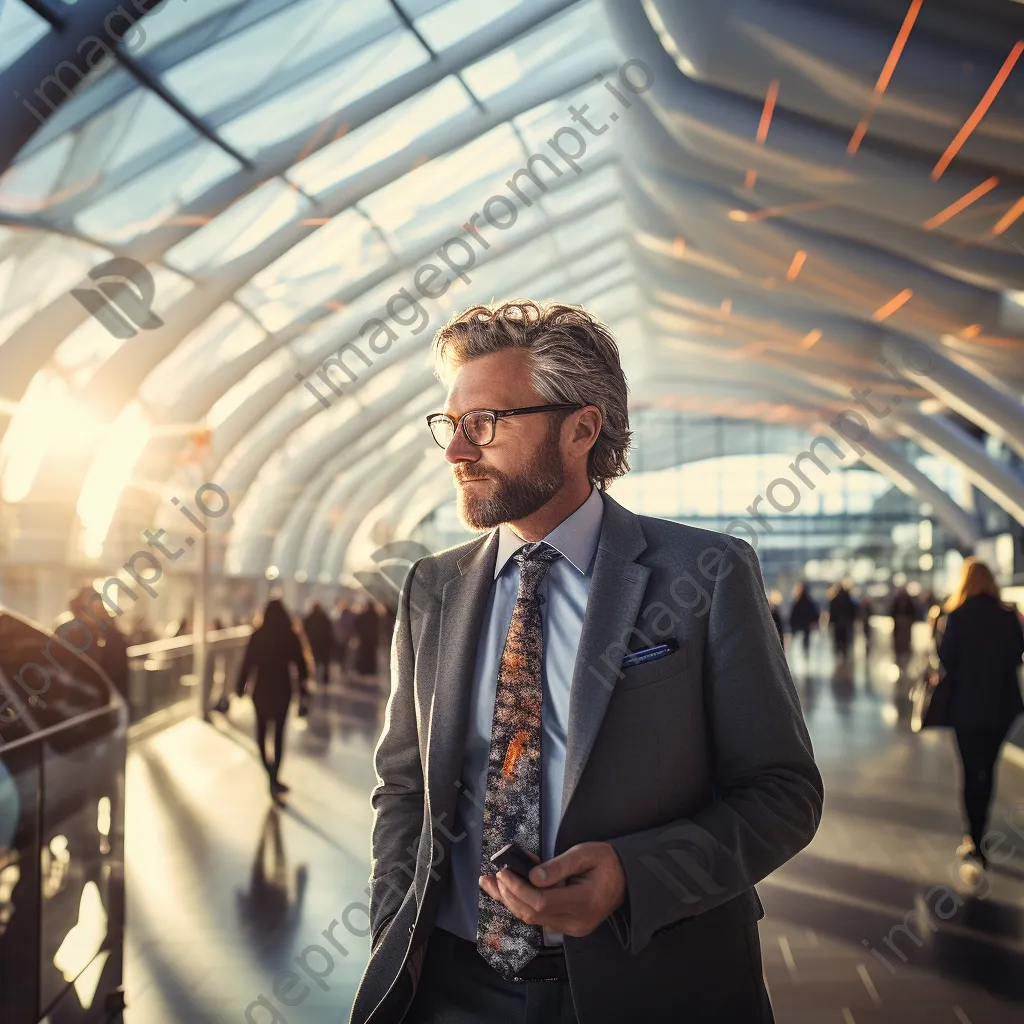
[615,646,687,691]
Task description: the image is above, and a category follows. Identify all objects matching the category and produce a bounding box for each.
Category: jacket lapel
[424,531,499,856]
[559,490,650,824]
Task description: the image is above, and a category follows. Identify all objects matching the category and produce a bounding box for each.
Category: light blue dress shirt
[433,484,604,947]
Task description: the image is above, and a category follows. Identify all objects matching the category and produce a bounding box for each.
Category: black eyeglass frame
[425,403,583,448]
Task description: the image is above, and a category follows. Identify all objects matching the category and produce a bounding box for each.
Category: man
[349,300,823,1024]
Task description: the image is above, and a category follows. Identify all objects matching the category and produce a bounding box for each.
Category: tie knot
[513,541,561,568]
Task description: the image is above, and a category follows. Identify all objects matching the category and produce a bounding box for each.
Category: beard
[454,422,565,530]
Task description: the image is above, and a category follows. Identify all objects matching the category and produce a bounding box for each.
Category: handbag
[911,663,952,732]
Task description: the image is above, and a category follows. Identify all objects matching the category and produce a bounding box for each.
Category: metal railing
[126,626,253,724]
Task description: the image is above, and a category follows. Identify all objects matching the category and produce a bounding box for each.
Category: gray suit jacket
[349,490,823,1024]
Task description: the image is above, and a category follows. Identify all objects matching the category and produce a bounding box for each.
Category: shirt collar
[494,485,604,579]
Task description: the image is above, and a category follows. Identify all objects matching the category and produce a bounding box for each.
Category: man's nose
[444,425,479,465]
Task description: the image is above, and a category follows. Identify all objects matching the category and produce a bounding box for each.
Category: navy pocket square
[621,639,679,668]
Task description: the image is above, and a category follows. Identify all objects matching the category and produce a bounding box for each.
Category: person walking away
[938,559,1024,871]
[789,582,819,658]
[890,586,917,674]
[828,582,857,660]
[234,598,309,799]
[858,594,874,653]
[302,601,334,687]
[353,601,381,676]
[332,598,356,674]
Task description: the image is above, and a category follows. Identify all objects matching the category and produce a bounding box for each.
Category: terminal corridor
[120,635,1024,1024]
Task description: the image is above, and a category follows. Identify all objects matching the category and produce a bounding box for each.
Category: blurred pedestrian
[858,594,874,653]
[938,559,1024,871]
[332,597,356,674]
[789,582,819,657]
[353,600,381,676]
[302,601,334,687]
[234,598,309,799]
[827,582,857,660]
[890,586,917,670]
[57,586,130,704]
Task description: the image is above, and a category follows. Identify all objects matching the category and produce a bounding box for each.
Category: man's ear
[574,405,602,448]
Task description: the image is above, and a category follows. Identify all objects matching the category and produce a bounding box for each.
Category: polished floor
[119,634,1024,1024]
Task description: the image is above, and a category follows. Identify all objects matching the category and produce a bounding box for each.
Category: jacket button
[409,925,415,934]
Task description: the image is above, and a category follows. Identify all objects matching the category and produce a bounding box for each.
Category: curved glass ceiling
[0,0,1020,582]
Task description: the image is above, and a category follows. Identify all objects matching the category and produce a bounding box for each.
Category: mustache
[454,468,492,483]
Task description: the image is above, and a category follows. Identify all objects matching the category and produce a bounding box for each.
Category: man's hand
[478,842,627,938]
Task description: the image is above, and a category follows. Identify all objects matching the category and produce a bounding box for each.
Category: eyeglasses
[425,404,582,448]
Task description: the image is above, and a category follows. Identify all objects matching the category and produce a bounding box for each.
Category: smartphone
[489,841,537,880]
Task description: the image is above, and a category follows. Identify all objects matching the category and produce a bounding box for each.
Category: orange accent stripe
[297,118,333,164]
[756,80,779,144]
[672,236,686,256]
[166,214,212,226]
[989,194,1024,235]
[744,169,758,189]
[872,288,913,320]
[729,198,835,223]
[848,0,923,154]
[932,40,1024,179]
[720,298,732,315]
[959,323,982,338]
[801,329,822,350]
[502,729,529,777]
[300,218,332,226]
[922,176,1000,229]
[786,250,807,281]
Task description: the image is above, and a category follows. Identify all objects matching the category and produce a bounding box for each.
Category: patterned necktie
[477,540,561,979]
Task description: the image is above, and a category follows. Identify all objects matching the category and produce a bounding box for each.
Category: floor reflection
[236,806,307,963]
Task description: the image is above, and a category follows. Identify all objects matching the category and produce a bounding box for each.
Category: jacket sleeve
[367,559,426,950]
[606,539,824,955]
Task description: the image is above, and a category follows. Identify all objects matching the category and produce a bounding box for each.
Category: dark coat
[829,588,857,626]
[789,592,819,633]
[829,589,857,646]
[302,607,334,665]
[938,594,1024,732]
[353,607,380,674]
[891,592,917,656]
[235,625,308,719]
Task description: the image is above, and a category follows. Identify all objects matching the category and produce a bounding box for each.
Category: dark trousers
[954,727,1008,849]
[403,927,578,1024]
[255,713,286,783]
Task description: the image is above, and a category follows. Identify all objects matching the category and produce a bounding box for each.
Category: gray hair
[431,299,631,490]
